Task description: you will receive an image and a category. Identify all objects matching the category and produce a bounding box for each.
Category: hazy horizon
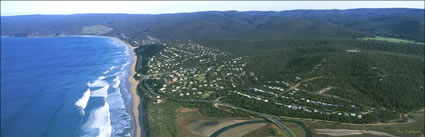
[1,1,424,16]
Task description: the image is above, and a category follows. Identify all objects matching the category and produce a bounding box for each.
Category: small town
[144,41,372,122]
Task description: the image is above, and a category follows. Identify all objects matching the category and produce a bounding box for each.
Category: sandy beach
[110,37,141,137]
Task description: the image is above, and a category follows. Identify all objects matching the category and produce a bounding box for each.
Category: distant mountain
[1,8,424,42]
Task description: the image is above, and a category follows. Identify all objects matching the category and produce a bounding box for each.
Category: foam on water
[91,86,109,98]
[112,76,120,89]
[89,79,108,88]
[1,37,135,137]
[103,66,116,74]
[103,70,110,75]
[89,76,110,98]
[98,76,106,80]
[75,88,91,115]
[84,38,134,137]
[83,38,133,137]
[82,100,112,137]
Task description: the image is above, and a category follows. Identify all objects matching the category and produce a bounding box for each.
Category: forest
[197,39,424,122]
[2,8,424,42]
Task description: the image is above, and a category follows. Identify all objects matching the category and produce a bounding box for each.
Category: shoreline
[110,37,142,137]
[2,35,143,137]
[1,35,144,137]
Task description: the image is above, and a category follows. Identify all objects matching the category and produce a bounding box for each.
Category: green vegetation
[134,44,164,76]
[137,37,423,137]
[281,120,312,137]
[360,36,425,45]
[182,102,253,118]
[116,9,425,137]
[2,9,424,42]
[144,99,180,137]
[196,39,424,123]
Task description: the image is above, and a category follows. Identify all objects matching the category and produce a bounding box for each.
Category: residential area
[144,41,377,123]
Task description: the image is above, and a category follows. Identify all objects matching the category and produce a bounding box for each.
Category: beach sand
[110,37,141,137]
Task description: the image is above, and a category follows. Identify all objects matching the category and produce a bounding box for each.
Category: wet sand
[110,37,141,137]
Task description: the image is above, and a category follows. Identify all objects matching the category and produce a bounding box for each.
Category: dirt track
[289,76,324,90]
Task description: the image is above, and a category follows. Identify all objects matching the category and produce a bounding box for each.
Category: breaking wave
[75,88,91,115]
[82,100,112,137]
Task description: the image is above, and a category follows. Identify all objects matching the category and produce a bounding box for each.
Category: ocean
[1,37,134,137]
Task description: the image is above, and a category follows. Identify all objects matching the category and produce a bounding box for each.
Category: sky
[1,1,424,16]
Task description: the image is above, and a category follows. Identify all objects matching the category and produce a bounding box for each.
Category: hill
[1,8,424,42]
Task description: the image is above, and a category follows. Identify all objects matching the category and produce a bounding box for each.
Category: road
[215,102,295,137]
[143,79,296,137]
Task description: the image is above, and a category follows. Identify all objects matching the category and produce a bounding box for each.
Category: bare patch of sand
[318,87,336,94]
[218,123,267,137]
[81,25,113,35]
[315,129,399,137]
[179,107,199,113]
[188,120,248,137]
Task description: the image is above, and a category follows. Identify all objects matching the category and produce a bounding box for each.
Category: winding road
[143,79,296,137]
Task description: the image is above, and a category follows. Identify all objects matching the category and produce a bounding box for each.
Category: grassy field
[144,99,181,137]
[360,36,425,45]
[139,81,181,137]
[281,120,313,137]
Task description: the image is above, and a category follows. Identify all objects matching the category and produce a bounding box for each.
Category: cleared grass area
[145,100,181,137]
[359,36,425,45]
[281,120,313,137]
[283,122,306,137]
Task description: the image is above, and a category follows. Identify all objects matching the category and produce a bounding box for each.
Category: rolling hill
[1,8,424,42]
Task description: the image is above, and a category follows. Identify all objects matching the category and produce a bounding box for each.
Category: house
[346,49,360,53]
[296,76,302,80]
[344,112,349,117]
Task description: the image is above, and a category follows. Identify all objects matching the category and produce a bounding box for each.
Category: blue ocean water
[1,37,133,137]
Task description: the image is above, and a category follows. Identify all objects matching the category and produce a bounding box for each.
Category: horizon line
[1,7,424,17]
